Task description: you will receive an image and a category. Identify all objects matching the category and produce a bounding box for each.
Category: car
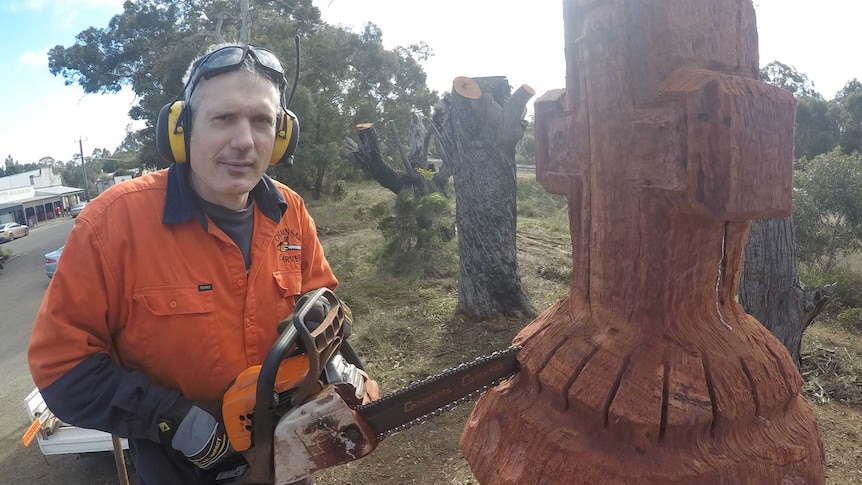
[45,246,64,279]
[0,222,29,242]
[70,202,88,218]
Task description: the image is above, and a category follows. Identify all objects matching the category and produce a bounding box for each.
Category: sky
[0,0,859,165]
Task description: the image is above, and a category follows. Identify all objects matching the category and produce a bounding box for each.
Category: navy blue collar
[162,163,287,227]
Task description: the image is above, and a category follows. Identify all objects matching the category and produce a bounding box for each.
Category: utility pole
[76,136,90,201]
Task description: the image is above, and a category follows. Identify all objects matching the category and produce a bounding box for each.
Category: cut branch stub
[339,123,404,194]
[453,76,482,99]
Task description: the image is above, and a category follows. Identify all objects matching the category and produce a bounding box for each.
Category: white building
[0,168,84,226]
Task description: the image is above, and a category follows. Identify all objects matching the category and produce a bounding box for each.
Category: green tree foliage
[0,156,45,177]
[268,22,437,198]
[47,0,437,200]
[759,61,821,98]
[758,61,862,161]
[832,79,862,155]
[1,155,18,176]
[759,61,836,160]
[793,149,862,268]
[794,96,837,161]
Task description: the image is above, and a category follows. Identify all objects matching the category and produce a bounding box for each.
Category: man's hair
[182,43,281,118]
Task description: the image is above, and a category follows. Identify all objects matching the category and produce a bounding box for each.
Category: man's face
[187,70,280,209]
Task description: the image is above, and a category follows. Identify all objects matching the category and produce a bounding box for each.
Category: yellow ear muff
[271,108,299,166]
[156,101,189,164]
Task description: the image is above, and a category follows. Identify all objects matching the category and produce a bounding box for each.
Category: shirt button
[169,300,178,309]
[237,279,245,287]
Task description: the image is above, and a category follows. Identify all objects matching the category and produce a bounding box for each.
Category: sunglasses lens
[203,46,246,70]
[251,48,284,74]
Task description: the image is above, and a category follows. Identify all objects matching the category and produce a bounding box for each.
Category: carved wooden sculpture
[460,1,827,483]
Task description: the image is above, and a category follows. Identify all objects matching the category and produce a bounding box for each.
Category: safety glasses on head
[184,45,287,99]
[155,44,300,166]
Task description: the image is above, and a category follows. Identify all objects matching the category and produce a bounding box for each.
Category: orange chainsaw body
[223,354,309,452]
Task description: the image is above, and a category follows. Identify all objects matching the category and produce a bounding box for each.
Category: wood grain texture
[460,1,826,483]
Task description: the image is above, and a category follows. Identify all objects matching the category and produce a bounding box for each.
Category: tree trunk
[436,76,536,320]
[239,0,251,44]
[740,216,836,368]
[740,217,806,366]
[460,1,825,483]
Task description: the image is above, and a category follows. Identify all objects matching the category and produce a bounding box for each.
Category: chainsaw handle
[242,288,346,484]
[241,323,299,484]
[290,288,345,406]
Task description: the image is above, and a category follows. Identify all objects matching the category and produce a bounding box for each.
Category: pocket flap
[133,286,215,316]
[273,270,302,297]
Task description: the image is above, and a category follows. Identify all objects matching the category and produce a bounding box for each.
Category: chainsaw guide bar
[356,345,522,439]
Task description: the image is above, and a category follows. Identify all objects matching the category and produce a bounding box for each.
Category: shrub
[375,190,456,278]
[331,180,348,202]
[800,264,862,310]
[836,307,862,334]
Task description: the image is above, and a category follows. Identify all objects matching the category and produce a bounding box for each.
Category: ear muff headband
[156,101,188,164]
[272,108,299,166]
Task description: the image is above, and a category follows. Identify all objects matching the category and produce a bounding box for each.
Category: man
[29,44,336,484]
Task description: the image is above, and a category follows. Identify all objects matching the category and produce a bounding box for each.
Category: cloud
[17,50,48,70]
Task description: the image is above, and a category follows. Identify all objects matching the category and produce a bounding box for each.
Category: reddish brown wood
[453,76,482,99]
[460,1,826,483]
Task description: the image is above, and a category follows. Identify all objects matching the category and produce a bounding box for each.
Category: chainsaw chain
[357,345,522,440]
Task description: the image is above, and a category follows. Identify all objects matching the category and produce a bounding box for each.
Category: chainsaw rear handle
[239,288,347,484]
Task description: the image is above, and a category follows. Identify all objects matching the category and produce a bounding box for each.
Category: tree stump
[460,1,827,483]
[436,76,537,320]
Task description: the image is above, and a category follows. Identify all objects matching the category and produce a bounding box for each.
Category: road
[0,218,128,484]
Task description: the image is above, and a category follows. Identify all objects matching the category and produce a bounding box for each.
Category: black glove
[160,400,238,471]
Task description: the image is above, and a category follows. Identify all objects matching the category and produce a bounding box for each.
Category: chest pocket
[124,286,218,379]
[133,286,216,316]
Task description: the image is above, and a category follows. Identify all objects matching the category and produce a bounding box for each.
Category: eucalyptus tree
[268,21,438,198]
[759,61,820,98]
[47,0,436,199]
[832,79,862,155]
[794,96,837,161]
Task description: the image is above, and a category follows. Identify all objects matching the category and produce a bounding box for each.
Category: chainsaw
[217,287,521,485]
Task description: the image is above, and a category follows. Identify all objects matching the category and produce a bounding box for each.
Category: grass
[305,178,861,484]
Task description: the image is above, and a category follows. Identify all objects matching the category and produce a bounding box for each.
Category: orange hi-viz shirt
[28,165,337,403]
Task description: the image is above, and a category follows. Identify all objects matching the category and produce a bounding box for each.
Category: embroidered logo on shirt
[198,284,213,292]
[275,228,302,264]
